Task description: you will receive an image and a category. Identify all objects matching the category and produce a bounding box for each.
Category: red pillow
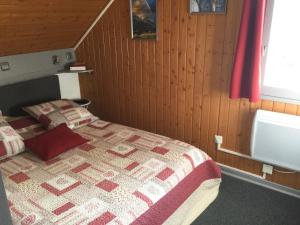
[24,124,88,161]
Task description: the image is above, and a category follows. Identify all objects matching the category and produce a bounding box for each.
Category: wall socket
[214,135,223,144]
[262,164,273,175]
[65,52,73,61]
[0,62,10,71]
[52,55,61,65]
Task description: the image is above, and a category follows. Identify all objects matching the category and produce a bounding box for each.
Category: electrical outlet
[52,55,61,65]
[0,62,10,71]
[66,52,73,60]
[214,135,223,144]
[262,164,273,175]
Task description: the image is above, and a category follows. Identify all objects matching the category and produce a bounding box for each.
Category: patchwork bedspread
[1,119,221,225]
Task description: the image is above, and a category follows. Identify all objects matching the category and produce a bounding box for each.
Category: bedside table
[72,98,91,109]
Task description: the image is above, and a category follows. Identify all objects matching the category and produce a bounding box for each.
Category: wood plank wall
[0,0,109,56]
[76,0,300,190]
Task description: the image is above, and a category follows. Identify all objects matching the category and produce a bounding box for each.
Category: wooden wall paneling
[127,1,138,128]
[91,24,102,116]
[191,16,207,148]
[297,106,300,115]
[107,7,117,122]
[97,22,107,118]
[155,0,164,135]
[206,14,227,159]
[124,3,132,126]
[98,7,108,119]
[0,0,110,56]
[176,0,188,141]
[235,99,250,154]
[225,100,240,153]
[136,41,144,128]
[297,105,300,116]
[123,34,130,125]
[225,0,244,156]
[236,100,251,169]
[184,13,197,144]
[92,29,104,115]
[199,15,216,154]
[127,5,136,128]
[113,3,124,124]
[284,103,298,115]
[129,39,137,128]
[117,1,126,124]
[124,25,131,126]
[97,22,108,119]
[169,0,180,139]
[261,99,274,111]
[270,168,299,189]
[87,30,99,114]
[99,8,109,118]
[162,0,172,137]
[76,0,300,190]
[142,41,150,131]
[272,102,286,113]
[111,12,121,124]
[140,40,147,130]
[149,41,157,133]
[86,35,99,114]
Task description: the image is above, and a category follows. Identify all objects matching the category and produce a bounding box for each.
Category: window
[261,0,300,104]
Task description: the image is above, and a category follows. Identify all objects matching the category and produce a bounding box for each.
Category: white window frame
[261,0,300,105]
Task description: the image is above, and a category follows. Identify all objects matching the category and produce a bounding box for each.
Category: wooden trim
[74,0,116,50]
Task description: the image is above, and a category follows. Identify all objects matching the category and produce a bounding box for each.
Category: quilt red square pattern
[1,119,221,225]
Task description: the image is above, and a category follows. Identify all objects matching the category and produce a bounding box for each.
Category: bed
[0,76,221,225]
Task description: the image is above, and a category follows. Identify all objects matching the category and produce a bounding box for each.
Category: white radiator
[251,110,300,172]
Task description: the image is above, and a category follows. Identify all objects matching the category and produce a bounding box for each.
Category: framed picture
[190,0,227,14]
[130,0,157,40]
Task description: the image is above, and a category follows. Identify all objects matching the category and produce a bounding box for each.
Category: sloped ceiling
[0,0,110,56]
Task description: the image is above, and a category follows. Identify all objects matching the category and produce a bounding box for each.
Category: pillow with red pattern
[24,123,88,161]
[39,107,98,130]
[0,117,25,160]
[8,116,46,140]
[23,99,79,121]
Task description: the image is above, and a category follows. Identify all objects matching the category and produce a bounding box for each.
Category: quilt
[0,119,221,225]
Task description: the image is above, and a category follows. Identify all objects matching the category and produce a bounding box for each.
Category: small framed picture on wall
[130,0,157,40]
[190,0,227,14]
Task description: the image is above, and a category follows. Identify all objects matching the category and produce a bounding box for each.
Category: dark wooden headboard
[0,76,61,116]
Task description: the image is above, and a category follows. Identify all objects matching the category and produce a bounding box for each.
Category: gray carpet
[192,174,300,225]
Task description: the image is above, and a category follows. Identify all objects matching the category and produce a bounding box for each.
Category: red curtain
[230,0,266,102]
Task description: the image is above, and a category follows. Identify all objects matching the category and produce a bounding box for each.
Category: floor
[192,174,300,225]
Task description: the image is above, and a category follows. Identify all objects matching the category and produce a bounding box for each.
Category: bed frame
[0,75,61,116]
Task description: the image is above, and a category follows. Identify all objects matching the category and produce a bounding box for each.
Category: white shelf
[57,69,94,74]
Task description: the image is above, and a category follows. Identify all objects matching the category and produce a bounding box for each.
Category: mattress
[164,179,220,225]
[0,118,221,225]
